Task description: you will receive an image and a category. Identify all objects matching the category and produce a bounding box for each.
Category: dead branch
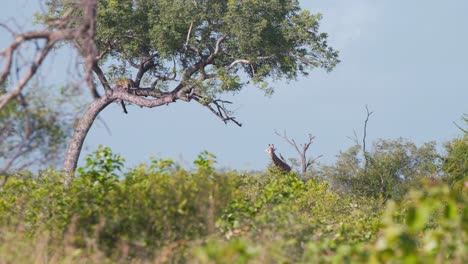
[0,38,56,110]
[193,96,242,127]
[363,105,374,174]
[275,130,320,177]
[184,21,194,48]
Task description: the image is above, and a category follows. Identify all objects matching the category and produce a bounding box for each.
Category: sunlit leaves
[1,142,466,262]
[372,184,466,263]
[46,0,338,97]
[77,144,125,180]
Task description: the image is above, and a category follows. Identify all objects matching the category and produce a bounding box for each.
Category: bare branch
[306,155,323,168]
[0,38,56,110]
[0,22,17,36]
[275,130,318,177]
[185,21,194,48]
[1,1,98,110]
[275,130,300,153]
[1,31,54,85]
[193,96,242,127]
[363,105,374,155]
[363,105,374,175]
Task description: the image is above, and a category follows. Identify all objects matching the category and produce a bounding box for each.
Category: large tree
[1,0,339,174]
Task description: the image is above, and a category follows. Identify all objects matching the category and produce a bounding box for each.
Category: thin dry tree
[362,105,374,176]
[275,130,322,177]
[346,105,386,197]
[361,105,388,198]
[347,105,374,173]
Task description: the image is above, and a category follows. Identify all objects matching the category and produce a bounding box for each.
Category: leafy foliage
[44,0,339,94]
[443,116,468,193]
[320,138,443,201]
[0,139,466,263]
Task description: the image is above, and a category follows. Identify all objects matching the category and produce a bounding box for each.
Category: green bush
[443,137,468,194]
[320,138,442,201]
[0,143,466,263]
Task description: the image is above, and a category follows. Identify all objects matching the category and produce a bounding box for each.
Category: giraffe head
[265,144,276,154]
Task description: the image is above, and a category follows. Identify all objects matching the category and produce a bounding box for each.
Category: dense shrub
[319,138,443,201]
[0,141,466,263]
[443,137,468,194]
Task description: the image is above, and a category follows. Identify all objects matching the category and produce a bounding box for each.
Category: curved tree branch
[63,89,179,175]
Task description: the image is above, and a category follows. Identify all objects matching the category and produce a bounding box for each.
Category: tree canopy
[42,0,339,98]
[81,0,339,92]
[1,0,338,173]
[37,0,339,173]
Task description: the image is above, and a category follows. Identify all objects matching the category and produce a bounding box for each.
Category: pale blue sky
[1,1,467,171]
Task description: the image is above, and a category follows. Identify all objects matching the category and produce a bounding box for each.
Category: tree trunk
[63,95,113,176]
[301,156,307,177]
[62,89,178,178]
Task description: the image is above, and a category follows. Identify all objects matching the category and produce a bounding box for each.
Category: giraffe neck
[270,151,291,172]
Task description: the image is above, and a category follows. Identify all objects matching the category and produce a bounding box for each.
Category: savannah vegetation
[0,131,466,263]
[0,0,467,263]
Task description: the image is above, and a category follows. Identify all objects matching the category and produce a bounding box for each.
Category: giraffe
[266,144,291,173]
